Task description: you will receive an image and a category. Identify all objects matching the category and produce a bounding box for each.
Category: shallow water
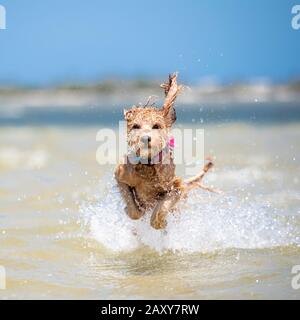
[0,110,300,299]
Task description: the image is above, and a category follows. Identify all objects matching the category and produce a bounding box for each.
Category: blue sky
[0,0,299,86]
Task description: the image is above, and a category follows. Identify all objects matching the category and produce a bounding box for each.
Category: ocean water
[0,103,300,299]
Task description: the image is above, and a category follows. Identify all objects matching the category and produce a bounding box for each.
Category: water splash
[80,177,299,254]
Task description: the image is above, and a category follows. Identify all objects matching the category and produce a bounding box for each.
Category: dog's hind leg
[150,189,181,229]
[184,159,221,193]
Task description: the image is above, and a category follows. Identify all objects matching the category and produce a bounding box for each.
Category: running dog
[115,73,217,229]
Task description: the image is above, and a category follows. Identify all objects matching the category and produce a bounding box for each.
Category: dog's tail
[183,158,222,193]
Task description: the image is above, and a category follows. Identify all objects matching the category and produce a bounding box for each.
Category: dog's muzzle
[127,137,174,165]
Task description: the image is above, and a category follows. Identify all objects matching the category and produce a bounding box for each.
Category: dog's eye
[132,124,141,130]
[152,123,161,129]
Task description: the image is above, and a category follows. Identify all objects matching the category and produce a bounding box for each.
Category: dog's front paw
[125,206,144,220]
[150,214,167,230]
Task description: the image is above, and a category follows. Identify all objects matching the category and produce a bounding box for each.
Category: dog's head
[124,106,175,161]
[124,74,182,162]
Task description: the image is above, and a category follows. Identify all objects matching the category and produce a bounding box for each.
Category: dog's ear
[124,108,136,121]
[161,73,182,127]
[163,106,176,127]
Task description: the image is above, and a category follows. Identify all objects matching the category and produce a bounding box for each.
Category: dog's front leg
[117,181,145,219]
[115,165,144,220]
[150,189,181,229]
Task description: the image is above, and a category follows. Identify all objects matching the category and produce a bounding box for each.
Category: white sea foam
[80,176,299,254]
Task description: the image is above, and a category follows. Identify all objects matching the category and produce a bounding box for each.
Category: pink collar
[169,136,175,148]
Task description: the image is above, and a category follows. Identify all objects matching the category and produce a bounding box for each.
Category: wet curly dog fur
[115,73,217,229]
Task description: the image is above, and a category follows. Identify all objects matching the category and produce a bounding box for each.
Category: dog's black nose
[141,135,151,144]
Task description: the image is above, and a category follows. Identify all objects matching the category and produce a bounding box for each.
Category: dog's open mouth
[136,146,156,163]
[127,145,158,165]
[128,141,173,165]
[139,145,153,158]
[127,137,174,165]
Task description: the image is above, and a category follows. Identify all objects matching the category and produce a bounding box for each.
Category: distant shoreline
[1,81,300,109]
